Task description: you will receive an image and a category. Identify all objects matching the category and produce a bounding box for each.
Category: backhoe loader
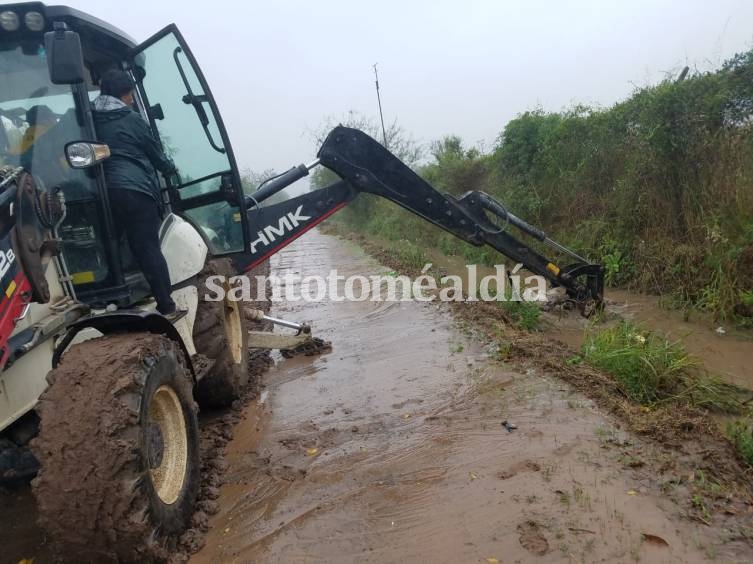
[0,2,603,560]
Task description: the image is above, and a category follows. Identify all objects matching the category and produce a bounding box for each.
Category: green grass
[391,240,429,270]
[498,298,541,331]
[582,320,693,404]
[726,418,753,467]
[478,286,541,331]
[582,320,740,410]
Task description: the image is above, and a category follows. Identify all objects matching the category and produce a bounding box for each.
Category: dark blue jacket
[93,106,175,201]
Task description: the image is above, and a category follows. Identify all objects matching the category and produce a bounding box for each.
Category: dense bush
[485,52,753,318]
[319,49,753,320]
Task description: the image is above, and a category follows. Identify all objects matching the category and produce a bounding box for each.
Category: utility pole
[373,63,388,148]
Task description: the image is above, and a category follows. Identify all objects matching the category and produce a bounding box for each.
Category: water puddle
[545,289,753,390]
[192,230,733,563]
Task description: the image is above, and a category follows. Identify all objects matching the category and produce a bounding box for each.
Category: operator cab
[0,2,249,308]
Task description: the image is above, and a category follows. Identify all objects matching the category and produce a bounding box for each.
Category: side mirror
[44,22,85,85]
[65,142,111,169]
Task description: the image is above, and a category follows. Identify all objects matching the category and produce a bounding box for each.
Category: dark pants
[110,189,176,314]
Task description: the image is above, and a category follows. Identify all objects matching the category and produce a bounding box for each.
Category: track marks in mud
[497,459,541,480]
[175,342,274,560]
[194,232,753,564]
[517,520,550,556]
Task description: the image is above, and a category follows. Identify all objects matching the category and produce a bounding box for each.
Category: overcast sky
[67,0,753,178]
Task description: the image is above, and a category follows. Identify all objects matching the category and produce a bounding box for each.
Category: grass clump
[499,298,541,331]
[480,286,541,331]
[582,320,693,404]
[582,320,740,411]
[391,240,429,270]
[726,418,753,467]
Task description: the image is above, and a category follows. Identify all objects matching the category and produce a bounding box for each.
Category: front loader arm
[237,126,604,313]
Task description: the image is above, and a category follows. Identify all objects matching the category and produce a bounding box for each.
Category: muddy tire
[194,258,249,409]
[31,333,200,562]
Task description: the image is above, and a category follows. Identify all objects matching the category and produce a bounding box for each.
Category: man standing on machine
[92,69,179,317]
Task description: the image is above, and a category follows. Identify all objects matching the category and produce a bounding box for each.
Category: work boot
[163,308,188,324]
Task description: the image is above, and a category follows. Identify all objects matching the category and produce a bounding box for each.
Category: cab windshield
[0,40,89,191]
[1,40,110,286]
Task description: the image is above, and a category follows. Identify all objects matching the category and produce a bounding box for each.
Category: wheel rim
[222,281,243,365]
[148,385,188,505]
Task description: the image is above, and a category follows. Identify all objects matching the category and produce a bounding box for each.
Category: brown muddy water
[191,231,736,564]
[546,289,753,391]
[421,249,753,392]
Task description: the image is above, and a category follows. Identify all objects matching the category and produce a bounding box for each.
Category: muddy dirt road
[191,231,737,564]
[1,230,749,563]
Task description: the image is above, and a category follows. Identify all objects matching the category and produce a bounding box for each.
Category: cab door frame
[129,24,250,257]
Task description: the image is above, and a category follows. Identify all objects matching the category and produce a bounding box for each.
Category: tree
[309,111,423,189]
[421,135,488,195]
[241,167,290,205]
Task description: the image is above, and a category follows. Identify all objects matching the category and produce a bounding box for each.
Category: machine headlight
[24,11,45,31]
[65,142,111,169]
[0,11,20,31]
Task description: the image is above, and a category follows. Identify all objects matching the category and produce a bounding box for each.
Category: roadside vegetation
[726,418,753,467]
[316,48,753,472]
[316,47,753,323]
[580,320,741,411]
[307,66,753,563]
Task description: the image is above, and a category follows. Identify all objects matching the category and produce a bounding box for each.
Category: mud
[191,230,751,564]
[3,229,752,562]
[30,333,200,562]
[172,259,274,562]
[0,368,270,564]
[0,262,274,564]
